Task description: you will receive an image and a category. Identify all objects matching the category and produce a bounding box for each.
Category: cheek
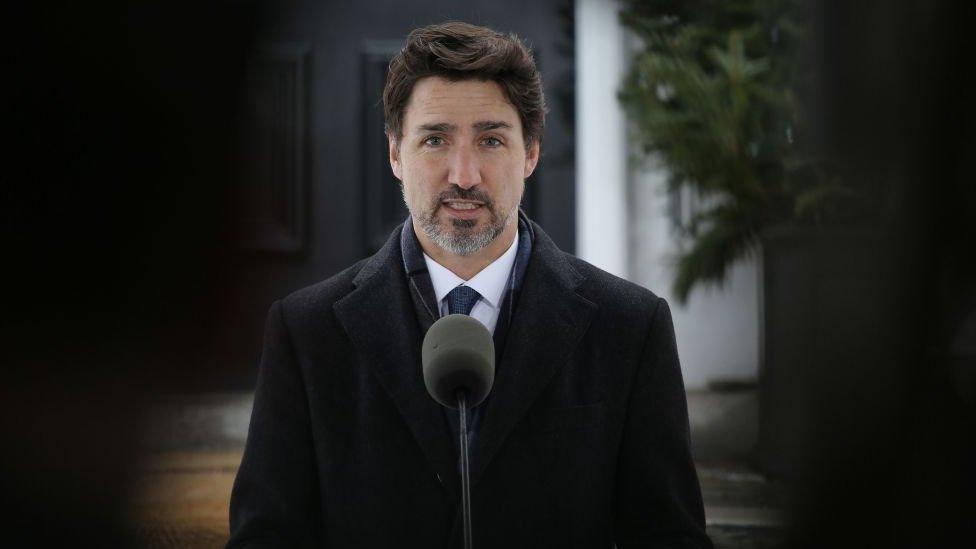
[402,180,426,207]
[401,163,440,204]
[404,156,447,184]
[491,162,526,202]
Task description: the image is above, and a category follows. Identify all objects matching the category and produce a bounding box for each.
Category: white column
[576,0,627,279]
[575,0,760,389]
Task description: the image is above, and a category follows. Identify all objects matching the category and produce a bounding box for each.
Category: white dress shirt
[422,228,519,334]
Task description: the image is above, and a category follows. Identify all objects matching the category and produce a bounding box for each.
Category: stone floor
[132,391,785,548]
[699,466,788,548]
[130,449,239,548]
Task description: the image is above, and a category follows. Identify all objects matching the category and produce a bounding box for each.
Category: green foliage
[620,0,851,302]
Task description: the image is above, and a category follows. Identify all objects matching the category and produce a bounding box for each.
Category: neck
[414,218,517,281]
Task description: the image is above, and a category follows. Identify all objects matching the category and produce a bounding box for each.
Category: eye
[423,135,445,147]
[481,136,503,148]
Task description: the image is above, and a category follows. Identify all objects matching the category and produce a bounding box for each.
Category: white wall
[629,168,760,389]
[576,0,759,389]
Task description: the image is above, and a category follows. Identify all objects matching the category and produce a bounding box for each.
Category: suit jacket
[228,219,711,549]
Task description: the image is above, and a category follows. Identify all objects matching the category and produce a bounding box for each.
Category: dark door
[222,1,575,388]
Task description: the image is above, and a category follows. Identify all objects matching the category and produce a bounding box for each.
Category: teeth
[445,202,480,210]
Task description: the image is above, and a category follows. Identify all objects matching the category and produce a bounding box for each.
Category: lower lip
[441,203,485,220]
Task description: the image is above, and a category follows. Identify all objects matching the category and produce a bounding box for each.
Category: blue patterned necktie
[447,285,481,316]
[445,284,482,461]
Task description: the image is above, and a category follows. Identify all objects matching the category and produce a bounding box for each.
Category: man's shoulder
[559,251,666,319]
[277,257,371,317]
[525,218,667,320]
[272,222,405,328]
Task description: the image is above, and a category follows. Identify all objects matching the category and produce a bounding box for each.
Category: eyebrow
[473,120,512,132]
[418,122,456,133]
[415,120,513,133]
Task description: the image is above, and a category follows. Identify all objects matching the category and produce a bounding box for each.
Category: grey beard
[405,187,516,256]
[419,211,513,256]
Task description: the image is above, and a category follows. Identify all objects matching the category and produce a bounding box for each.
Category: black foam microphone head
[422,314,495,409]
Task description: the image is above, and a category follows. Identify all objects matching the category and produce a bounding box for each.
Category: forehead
[403,77,521,131]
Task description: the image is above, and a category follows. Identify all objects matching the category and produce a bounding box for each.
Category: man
[228,21,711,548]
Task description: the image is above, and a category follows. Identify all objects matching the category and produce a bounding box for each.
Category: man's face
[389,77,540,257]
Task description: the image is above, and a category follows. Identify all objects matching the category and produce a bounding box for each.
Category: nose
[447,144,482,189]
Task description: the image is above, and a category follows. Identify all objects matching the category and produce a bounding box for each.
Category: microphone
[422,314,495,409]
[421,314,495,549]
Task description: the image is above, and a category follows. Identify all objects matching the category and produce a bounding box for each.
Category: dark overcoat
[228,220,711,548]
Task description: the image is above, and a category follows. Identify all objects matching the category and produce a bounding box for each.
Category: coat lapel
[332,222,598,496]
[470,222,597,485]
[332,230,460,499]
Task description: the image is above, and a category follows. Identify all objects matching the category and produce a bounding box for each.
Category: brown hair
[383,21,547,149]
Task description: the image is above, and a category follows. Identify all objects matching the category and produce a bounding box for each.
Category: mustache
[435,185,494,208]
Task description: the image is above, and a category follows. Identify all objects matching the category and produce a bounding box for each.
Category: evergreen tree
[619,0,864,301]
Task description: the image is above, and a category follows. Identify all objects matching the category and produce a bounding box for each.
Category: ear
[388,134,403,181]
[523,139,540,179]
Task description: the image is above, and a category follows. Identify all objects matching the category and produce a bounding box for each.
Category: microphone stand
[457,390,473,549]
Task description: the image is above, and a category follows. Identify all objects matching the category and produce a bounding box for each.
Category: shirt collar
[422,227,520,309]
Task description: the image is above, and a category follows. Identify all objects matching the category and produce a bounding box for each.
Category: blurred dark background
[3,0,576,545]
[788,0,976,546]
[3,0,973,547]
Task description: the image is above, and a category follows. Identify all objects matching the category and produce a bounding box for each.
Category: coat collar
[332,219,596,495]
[333,231,459,497]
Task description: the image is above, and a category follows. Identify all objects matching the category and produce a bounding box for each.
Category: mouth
[440,199,486,219]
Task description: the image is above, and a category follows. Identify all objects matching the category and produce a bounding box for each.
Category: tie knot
[447,285,481,316]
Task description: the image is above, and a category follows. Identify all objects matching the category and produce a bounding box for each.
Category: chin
[448,218,478,230]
